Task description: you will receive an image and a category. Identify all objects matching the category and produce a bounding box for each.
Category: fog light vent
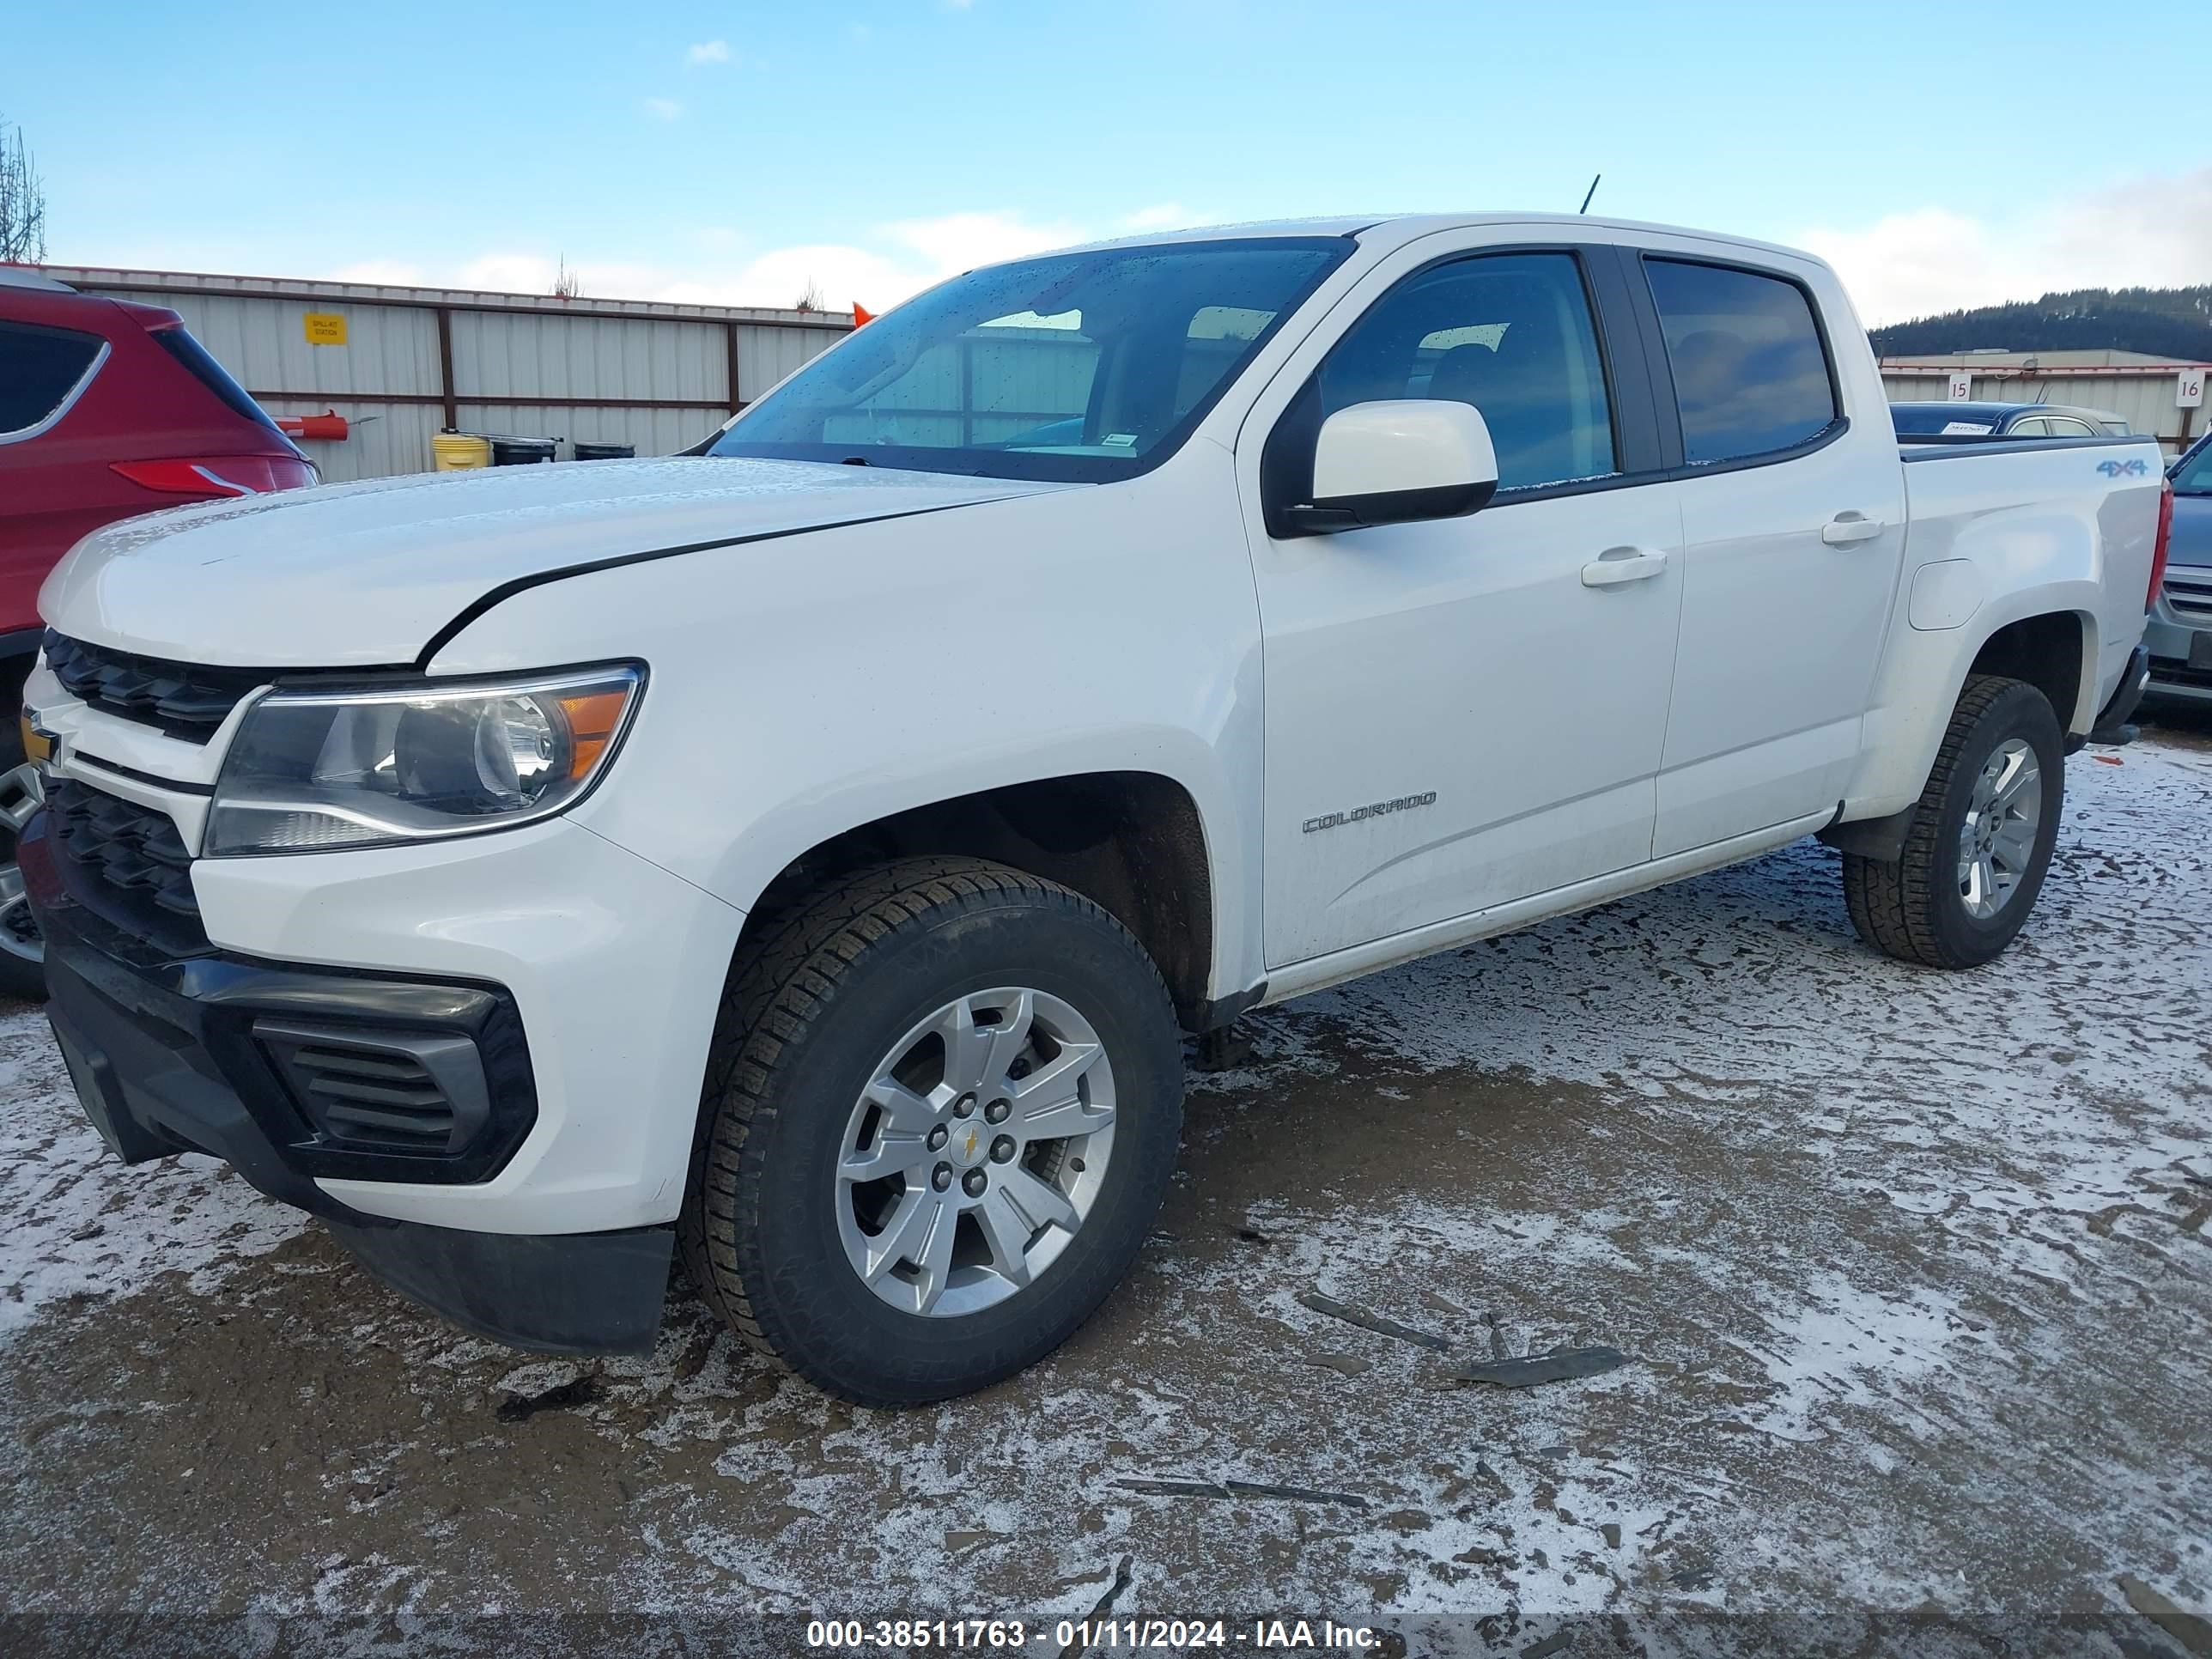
[253,1020,492,1156]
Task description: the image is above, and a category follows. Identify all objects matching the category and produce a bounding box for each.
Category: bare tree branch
[0,114,47,264]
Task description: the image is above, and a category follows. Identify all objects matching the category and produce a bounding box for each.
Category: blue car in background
[1890,401,2130,441]
[2148,432,2212,710]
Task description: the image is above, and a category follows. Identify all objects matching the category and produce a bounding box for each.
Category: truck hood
[40,456,1075,667]
[2166,492,2212,568]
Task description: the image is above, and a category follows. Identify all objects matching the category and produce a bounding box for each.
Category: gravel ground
[2,721,2209,1658]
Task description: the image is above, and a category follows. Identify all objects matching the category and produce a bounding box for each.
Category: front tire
[1842,674,2064,969]
[0,748,47,1002]
[679,857,1184,1406]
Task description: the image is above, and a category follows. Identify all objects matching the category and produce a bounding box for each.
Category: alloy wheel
[836,987,1116,1318]
[1957,737,2041,921]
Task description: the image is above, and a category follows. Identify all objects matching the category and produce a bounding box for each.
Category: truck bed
[1896,429,2166,728]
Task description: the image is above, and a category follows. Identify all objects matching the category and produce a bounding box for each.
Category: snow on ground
[1,733,2208,1656]
[0,1017,305,1335]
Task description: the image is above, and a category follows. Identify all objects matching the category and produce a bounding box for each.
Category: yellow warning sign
[303,312,348,346]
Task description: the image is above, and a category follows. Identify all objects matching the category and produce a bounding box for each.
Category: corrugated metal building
[1880,349,2209,455]
[39,265,854,483]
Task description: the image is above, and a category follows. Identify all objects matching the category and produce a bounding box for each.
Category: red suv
[0,267,317,996]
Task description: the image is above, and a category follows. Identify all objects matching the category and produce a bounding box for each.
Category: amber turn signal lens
[557,690,630,780]
[19,713,50,765]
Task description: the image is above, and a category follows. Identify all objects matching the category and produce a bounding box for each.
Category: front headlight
[204,664,643,856]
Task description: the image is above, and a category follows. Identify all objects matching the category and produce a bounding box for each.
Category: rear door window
[1644,258,1839,466]
[0,319,105,440]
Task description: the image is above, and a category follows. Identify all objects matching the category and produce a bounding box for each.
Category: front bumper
[28,812,544,1200]
[21,800,738,1354]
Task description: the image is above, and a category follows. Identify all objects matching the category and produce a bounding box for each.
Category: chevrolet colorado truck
[21,216,2170,1406]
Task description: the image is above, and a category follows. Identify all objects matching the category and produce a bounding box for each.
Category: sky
[8,0,2209,327]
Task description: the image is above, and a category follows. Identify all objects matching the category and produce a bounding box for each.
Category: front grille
[2165,568,2212,621]
[253,1019,493,1158]
[46,774,203,928]
[43,629,266,742]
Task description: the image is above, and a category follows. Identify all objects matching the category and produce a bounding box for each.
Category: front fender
[432,457,1270,1006]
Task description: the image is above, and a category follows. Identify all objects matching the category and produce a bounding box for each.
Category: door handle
[1821,513,1886,546]
[1581,546,1669,587]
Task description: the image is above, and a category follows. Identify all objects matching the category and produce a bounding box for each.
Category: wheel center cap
[951,1121,990,1168]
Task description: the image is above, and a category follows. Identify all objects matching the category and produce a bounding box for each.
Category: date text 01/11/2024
[804,1618,1383,1650]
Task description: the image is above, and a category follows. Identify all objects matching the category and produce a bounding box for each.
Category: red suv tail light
[111,456,315,499]
[2148,478,2174,613]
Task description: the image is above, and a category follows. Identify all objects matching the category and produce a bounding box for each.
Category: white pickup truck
[21,215,2170,1405]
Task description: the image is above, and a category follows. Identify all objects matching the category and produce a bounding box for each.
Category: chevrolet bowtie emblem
[963,1127,979,1160]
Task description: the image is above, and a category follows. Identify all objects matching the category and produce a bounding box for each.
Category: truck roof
[1061,213,1830,270]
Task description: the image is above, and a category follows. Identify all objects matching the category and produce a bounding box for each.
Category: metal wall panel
[50,265,852,479]
[150,294,441,401]
[451,312,727,404]
[259,398,443,484]
[735,322,848,401]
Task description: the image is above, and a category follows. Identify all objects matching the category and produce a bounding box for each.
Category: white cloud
[884,209,1087,273]
[279,204,1212,310]
[684,39,730,65]
[657,211,1082,312]
[451,252,683,298]
[331,258,427,287]
[1120,204,1195,233]
[642,96,684,122]
[454,252,562,293]
[1799,167,2212,327]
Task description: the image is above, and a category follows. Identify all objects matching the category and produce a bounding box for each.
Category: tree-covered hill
[1869,286,2212,360]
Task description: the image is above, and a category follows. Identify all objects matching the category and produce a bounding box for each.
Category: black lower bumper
[21,811,672,1356]
[330,1218,673,1355]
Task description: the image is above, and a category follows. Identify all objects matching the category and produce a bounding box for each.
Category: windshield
[708,237,1350,482]
[2173,440,2212,495]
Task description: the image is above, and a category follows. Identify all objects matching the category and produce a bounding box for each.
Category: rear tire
[1842,674,2064,969]
[679,857,1184,1406]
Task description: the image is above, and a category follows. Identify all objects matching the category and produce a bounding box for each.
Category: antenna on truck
[1578,174,1601,215]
